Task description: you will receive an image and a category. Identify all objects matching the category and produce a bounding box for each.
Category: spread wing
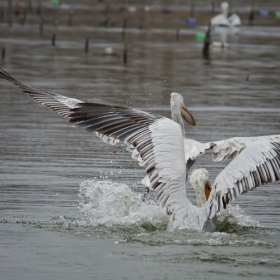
[228,13,241,26]
[0,68,202,228]
[183,138,210,171]
[202,141,280,220]
[184,136,280,167]
[206,135,280,162]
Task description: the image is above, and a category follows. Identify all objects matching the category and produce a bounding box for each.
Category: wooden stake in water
[2,47,5,60]
[52,12,60,46]
[210,0,215,14]
[85,38,89,53]
[122,3,128,39]
[249,0,255,26]
[52,34,56,46]
[39,15,44,36]
[21,9,27,25]
[28,0,32,12]
[190,0,196,17]
[0,2,4,22]
[68,9,74,26]
[14,0,20,16]
[123,45,127,65]
[202,23,211,60]
[176,28,180,41]
[37,0,41,15]
[6,0,11,26]
[101,2,110,27]
[123,0,129,65]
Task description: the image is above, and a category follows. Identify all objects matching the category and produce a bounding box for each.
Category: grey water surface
[1,1,280,279]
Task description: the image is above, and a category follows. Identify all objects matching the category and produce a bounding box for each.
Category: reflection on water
[0,1,280,279]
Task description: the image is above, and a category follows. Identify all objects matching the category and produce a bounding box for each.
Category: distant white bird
[1,68,279,232]
[211,2,241,27]
[204,2,241,51]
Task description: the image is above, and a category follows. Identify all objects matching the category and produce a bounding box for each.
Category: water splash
[78,180,262,233]
[217,205,261,233]
[5,179,277,248]
[78,180,169,230]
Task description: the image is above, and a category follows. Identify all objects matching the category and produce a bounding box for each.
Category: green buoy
[275,11,280,19]
[196,33,206,42]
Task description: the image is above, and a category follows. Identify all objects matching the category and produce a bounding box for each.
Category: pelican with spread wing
[1,68,280,232]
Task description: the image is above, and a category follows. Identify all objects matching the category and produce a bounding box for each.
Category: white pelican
[211,2,241,27]
[1,68,280,232]
[210,2,241,48]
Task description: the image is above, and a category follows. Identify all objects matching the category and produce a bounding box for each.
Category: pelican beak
[180,105,196,127]
[204,182,212,201]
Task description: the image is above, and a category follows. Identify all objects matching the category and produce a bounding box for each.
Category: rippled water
[1,1,280,279]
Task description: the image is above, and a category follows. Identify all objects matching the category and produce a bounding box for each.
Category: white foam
[218,205,261,228]
[78,180,169,229]
[77,180,260,232]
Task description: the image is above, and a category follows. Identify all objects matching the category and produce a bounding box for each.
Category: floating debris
[103,47,118,56]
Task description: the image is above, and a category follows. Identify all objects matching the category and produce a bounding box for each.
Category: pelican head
[221,2,229,17]
[189,168,212,207]
[170,92,196,135]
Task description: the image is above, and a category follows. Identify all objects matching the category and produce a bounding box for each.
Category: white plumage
[184,135,280,165]
[189,168,210,207]
[211,2,241,27]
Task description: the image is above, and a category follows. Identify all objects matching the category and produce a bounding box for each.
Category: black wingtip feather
[0,67,17,83]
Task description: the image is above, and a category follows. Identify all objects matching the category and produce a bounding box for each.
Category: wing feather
[207,136,280,162]
[183,139,210,171]
[203,142,280,219]
[1,68,204,230]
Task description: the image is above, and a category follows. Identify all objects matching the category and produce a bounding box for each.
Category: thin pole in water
[176,28,180,41]
[123,0,128,66]
[14,0,20,16]
[210,0,215,14]
[51,34,56,46]
[37,0,41,15]
[0,3,4,21]
[122,2,127,39]
[202,22,211,60]
[85,38,89,53]
[105,2,110,26]
[39,15,44,36]
[190,0,196,17]
[21,8,27,25]
[28,0,32,12]
[7,0,12,27]
[52,11,60,46]
[68,9,74,26]
[2,47,5,60]
[249,0,255,26]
